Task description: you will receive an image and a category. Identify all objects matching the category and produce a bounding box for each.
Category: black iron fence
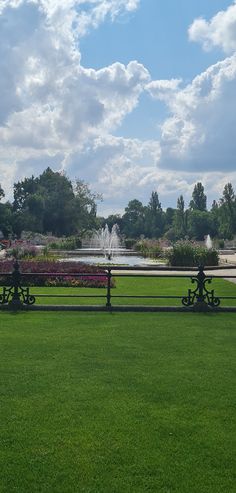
[1,261,236,312]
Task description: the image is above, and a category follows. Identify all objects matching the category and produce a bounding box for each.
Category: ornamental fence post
[106,268,112,309]
[182,264,220,311]
[9,260,23,310]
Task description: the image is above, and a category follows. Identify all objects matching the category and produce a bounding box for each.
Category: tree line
[102,182,236,241]
[0,168,235,241]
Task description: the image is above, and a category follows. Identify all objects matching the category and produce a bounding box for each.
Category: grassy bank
[0,311,235,492]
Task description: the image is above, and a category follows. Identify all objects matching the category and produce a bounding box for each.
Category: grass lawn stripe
[0,310,235,492]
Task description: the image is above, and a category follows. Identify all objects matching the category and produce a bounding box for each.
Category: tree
[165,207,175,230]
[188,210,216,240]
[148,191,162,213]
[0,202,13,237]
[145,191,164,238]
[0,186,13,238]
[12,168,101,237]
[210,200,220,237]
[218,183,236,239]
[189,182,207,211]
[102,214,123,231]
[122,199,145,238]
[0,184,4,201]
[74,179,102,235]
[173,195,187,239]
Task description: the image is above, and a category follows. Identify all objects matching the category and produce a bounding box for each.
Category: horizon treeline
[0,168,236,241]
[105,182,236,241]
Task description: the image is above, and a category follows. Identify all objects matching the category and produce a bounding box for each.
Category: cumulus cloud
[65,135,160,191]
[0,0,148,194]
[188,1,236,53]
[158,54,236,173]
[146,79,182,101]
[0,0,236,212]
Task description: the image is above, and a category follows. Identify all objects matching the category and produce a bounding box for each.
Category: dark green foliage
[122,199,146,238]
[218,183,236,239]
[188,210,217,240]
[0,202,13,237]
[124,238,136,249]
[173,195,188,239]
[189,182,207,211]
[1,173,236,242]
[0,184,5,201]
[12,168,100,237]
[145,191,164,238]
[101,213,123,231]
[167,241,219,267]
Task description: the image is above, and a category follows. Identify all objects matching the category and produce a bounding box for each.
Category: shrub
[124,239,136,249]
[49,237,82,250]
[7,244,39,259]
[218,239,225,249]
[135,239,163,259]
[166,241,219,267]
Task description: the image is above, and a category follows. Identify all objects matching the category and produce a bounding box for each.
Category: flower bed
[0,260,111,288]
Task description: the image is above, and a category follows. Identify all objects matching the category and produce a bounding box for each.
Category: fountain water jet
[91,224,120,260]
[205,234,213,249]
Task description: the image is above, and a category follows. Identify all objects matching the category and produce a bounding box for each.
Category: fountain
[59,224,163,266]
[91,224,120,260]
[205,234,213,249]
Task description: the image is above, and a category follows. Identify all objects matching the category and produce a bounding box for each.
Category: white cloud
[0,0,236,213]
[74,0,140,36]
[0,0,147,187]
[146,79,182,101]
[158,54,236,173]
[189,1,236,54]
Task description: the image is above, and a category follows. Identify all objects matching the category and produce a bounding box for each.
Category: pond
[59,254,161,267]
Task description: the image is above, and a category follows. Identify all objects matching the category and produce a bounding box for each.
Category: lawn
[0,308,235,492]
[25,275,236,307]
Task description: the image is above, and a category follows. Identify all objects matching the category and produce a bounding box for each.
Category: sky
[0,0,236,216]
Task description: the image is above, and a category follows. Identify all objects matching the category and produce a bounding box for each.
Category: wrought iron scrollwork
[182,265,220,309]
[0,286,14,305]
[0,261,35,307]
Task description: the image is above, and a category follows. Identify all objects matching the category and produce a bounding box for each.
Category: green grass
[26,276,236,307]
[0,309,236,492]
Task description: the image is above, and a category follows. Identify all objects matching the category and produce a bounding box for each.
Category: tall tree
[174,195,187,238]
[218,183,236,239]
[122,199,145,238]
[189,182,207,211]
[148,191,162,213]
[145,191,164,238]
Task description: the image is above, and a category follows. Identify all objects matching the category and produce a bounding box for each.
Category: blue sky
[81,0,230,77]
[81,0,232,142]
[0,0,236,215]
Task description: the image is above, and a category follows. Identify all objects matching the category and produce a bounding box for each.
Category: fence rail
[0,261,236,312]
